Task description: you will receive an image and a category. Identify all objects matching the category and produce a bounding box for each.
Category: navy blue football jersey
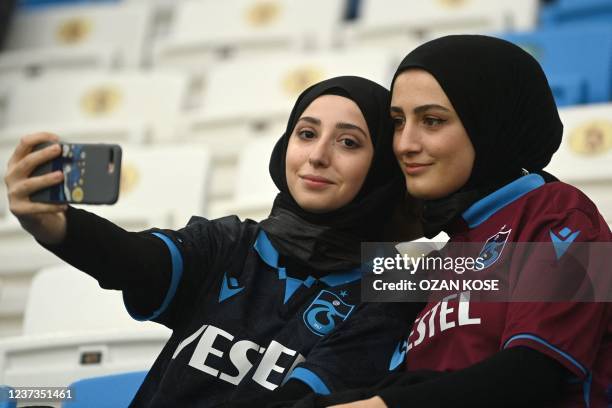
[122,216,412,407]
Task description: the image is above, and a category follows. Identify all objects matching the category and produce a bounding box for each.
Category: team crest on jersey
[477,226,512,270]
[303,290,355,336]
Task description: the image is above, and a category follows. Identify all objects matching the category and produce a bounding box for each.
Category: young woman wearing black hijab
[288,36,611,408]
[4,76,423,407]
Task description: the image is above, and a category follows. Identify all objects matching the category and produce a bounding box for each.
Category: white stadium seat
[0,146,12,219]
[89,144,212,230]
[152,0,346,72]
[208,135,279,221]
[0,215,64,275]
[0,71,189,147]
[179,48,397,158]
[0,265,170,389]
[0,214,64,336]
[350,0,539,47]
[0,46,116,78]
[545,103,612,222]
[2,2,153,74]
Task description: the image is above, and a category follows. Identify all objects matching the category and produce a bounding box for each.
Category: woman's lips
[300,174,334,189]
[403,163,432,175]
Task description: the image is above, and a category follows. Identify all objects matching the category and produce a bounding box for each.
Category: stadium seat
[540,0,612,27]
[500,25,612,106]
[0,264,170,389]
[152,0,346,72]
[180,48,395,158]
[0,386,16,408]
[19,0,119,8]
[0,44,116,77]
[89,144,211,230]
[208,135,279,221]
[62,370,147,408]
[545,103,612,222]
[4,2,152,72]
[0,215,65,336]
[0,146,11,219]
[0,73,21,130]
[0,71,189,147]
[350,0,539,48]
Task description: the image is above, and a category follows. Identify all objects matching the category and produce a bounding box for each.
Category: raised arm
[4,132,171,315]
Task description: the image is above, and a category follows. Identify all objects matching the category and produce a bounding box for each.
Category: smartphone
[30,142,122,205]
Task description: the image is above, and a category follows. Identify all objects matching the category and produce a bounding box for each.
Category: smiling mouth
[300,175,334,188]
[402,163,432,175]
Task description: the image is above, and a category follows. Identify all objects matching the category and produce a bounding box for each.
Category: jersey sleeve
[285,302,421,394]
[123,215,248,330]
[501,206,612,380]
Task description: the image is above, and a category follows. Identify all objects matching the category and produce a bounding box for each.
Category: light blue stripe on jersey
[503,333,592,407]
[253,230,279,268]
[462,173,545,228]
[287,367,331,395]
[503,333,587,376]
[124,232,184,321]
[503,334,593,408]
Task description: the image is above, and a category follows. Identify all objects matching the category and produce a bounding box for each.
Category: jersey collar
[461,173,545,229]
[253,230,361,303]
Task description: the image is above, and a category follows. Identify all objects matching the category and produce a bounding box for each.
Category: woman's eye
[423,117,446,127]
[391,116,405,129]
[340,138,360,149]
[297,130,315,139]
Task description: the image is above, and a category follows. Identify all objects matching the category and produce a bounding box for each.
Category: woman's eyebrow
[413,104,451,114]
[297,116,321,125]
[336,122,368,138]
[390,106,403,114]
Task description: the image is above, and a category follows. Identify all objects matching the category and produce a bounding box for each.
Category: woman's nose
[308,136,332,167]
[394,124,422,156]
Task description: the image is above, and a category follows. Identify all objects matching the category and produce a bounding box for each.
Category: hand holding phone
[4,133,122,244]
[5,133,69,244]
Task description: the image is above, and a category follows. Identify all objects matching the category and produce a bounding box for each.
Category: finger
[9,170,64,199]
[8,142,62,181]
[10,201,68,217]
[7,132,61,170]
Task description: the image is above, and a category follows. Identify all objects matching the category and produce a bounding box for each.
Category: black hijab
[391,35,563,237]
[260,76,405,271]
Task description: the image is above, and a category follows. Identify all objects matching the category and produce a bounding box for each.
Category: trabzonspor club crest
[303,290,355,336]
[477,226,512,269]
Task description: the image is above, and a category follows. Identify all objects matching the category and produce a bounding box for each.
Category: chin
[406,182,444,201]
[293,196,332,213]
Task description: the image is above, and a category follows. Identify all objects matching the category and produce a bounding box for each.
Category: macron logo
[219,272,244,303]
[549,227,580,259]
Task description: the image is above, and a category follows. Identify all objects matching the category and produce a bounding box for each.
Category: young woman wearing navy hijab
[289,36,612,408]
[4,76,423,407]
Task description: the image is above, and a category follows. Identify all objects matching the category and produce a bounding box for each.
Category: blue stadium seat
[540,0,612,26]
[500,25,612,106]
[19,0,117,9]
[62,371,147,408]
[0,386,16,408]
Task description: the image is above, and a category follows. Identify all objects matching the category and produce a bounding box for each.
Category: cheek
[285,142,306,173]
[392,132,402,158]
[339,154,372,191]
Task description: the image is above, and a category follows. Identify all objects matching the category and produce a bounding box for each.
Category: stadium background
[0,0,610,405]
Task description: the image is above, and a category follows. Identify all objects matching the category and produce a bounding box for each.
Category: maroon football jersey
[405,174,612,407]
